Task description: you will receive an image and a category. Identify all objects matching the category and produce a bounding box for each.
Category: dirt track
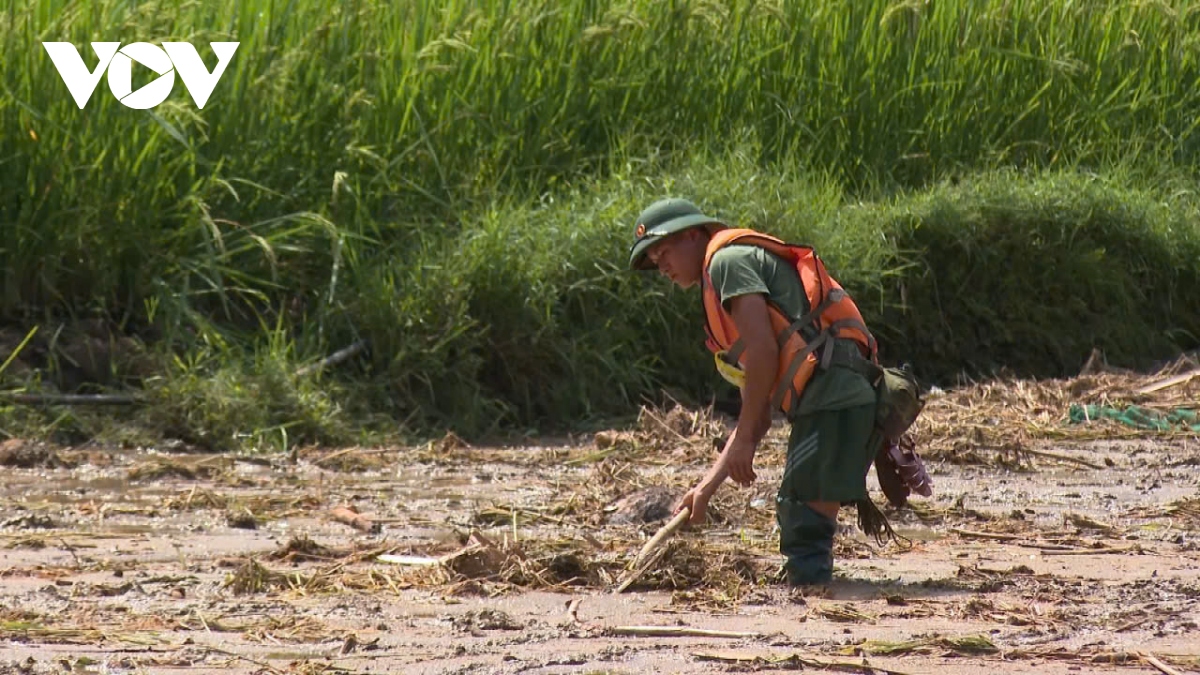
[1,374,1198,675]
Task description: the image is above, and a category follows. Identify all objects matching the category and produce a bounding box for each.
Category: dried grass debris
[451,608,523,632]
[163,487,228,510]
[815,602,877,623]
[223,558,310,595]
[914,356,1200,466]
[1128,495,1200,525]
[849,634,999,656]
[268,535,346,564]
[226,508,257,530]
[583,403,727,466]
[306,446,392,472]
[1,513,55,530]
[0,439,71,468]
[127,456,230,482]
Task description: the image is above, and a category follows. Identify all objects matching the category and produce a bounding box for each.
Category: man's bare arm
[723,293,778,484]
[675,292,780,521]
[730,294,777,440]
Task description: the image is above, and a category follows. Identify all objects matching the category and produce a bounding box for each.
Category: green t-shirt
[707,244,877,415]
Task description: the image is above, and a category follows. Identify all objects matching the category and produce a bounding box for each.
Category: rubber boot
[777,498,836,586]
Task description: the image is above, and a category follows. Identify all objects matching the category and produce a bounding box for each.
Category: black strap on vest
[719,289,881,414]
[721,288,846,368]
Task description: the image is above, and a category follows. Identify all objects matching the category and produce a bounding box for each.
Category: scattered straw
[577,402,726,467]
[127,456,230,482]
[849,634,999,656]
[694,651,913,675]
[306,446,393,472]
[1128,495,1200,525]
[223,559,310,595]
[0,439,71,468]
[914,357,1200,466]
[815,602,877,623]
[268,535,348,563]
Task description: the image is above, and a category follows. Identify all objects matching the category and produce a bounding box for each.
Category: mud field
[1,366,1199,675]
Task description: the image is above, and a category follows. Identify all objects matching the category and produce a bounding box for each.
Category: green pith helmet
[627,198,726,271]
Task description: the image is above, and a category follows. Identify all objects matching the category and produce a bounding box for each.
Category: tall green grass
[2,0,1200,444]
[8,148,1200,448]
[843,168,1200,381]
[5,0,1200,318]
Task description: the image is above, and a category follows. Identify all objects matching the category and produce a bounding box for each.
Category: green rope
[1068,404,1200,432]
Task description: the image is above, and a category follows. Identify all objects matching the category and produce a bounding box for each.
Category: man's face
[646,229,707,288]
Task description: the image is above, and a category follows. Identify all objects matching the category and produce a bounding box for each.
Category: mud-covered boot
[777,499,836,586]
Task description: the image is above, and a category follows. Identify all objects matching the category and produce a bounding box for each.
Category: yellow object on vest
[714,351,745,388]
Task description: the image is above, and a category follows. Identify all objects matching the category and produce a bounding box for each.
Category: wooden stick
[693,651,913,675]
[1138,651,1186,675]
[609,625,759,639]
[376,554,440,566]
[1014,541,1080,551]
[1022,446,1104,468]
[313,447,375,466]
[614,507,691,594]
[294,339,368,377]
[613,562,651,594]
[692,650,767,663]
[633,507,691,568]
[1040,545,1140,556]
[1137,368,1200,395]
[330,505,378,533]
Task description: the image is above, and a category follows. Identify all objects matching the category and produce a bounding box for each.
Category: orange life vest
[701,229,878,416]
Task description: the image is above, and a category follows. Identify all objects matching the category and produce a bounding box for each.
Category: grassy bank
[3,156,1198,449]
[2,0,1200,446]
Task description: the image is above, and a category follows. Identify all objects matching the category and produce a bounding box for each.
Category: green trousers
[777,401,878,585]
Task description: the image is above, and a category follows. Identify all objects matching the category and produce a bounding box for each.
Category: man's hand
[675,430,759,526]
[675,481,716,526]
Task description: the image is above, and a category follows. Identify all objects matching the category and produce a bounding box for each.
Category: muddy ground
[1,371,1198,675]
